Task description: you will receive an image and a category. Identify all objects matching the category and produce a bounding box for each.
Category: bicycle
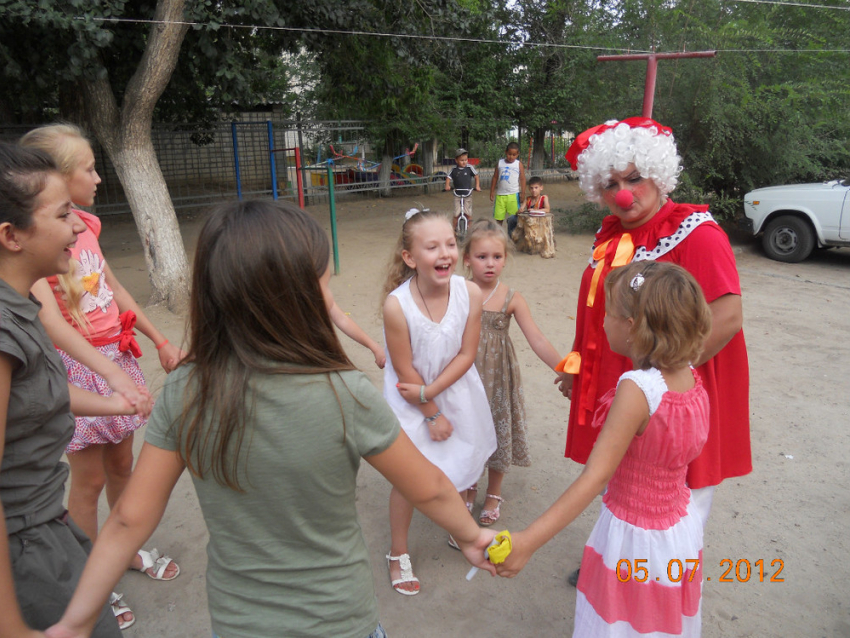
[452,187,473,240]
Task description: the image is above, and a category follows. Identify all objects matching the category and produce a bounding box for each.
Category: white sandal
[386,553,420,596]
[109,592,135,631]
[134,548,180,581]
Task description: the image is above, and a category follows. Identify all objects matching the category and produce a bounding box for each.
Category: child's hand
[475,186,481,192]
[105,368,145,408]
[372,346,387,369]
[46,624,84,638]
[396,382,425,405]
[158,341,187,373]
[495,529,533,578]
[556,373,574,399]
[427,413,453,441]
[490,192,495,202]
[458,528,498,576]
[107,391,137,416]
[445,185,451,191]
[131,385,153,418]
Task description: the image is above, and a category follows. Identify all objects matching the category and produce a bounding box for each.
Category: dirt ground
[87,181,850,637]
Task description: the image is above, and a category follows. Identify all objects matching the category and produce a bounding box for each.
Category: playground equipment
[231,120,305,208]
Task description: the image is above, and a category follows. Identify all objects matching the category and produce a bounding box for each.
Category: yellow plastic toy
[487,530,512,564]
[465,529,512,580]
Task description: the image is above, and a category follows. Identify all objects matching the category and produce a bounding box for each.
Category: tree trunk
[81,0,190,312]
[111,143,190,308]
[532,127,547,171]
[378,138,393,197]
[512,213,556,258]
[422,137,438,194]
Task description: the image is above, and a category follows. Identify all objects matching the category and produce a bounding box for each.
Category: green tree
[0,0,300,309]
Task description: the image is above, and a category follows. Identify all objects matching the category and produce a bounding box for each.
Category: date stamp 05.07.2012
[615,559,784,583]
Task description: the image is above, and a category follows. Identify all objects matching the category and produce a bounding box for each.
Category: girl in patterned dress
[461,219,567,525]
[20,125,183,628]
[496,261,712,638]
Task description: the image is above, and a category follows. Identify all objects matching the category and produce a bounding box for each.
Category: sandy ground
[83,181,850,637]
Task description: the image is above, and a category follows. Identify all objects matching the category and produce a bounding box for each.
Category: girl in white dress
[381,208,496,596]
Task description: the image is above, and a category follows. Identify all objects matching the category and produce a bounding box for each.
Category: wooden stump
[511,213,556,258]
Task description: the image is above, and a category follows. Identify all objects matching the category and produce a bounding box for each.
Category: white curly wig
[576,120,682,204]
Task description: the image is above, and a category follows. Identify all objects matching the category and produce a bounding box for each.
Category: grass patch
[553,202,607,234]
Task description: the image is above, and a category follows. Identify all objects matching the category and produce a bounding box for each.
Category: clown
[558,117,751,530]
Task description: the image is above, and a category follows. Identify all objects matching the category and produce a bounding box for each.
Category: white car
[742,179,850,262]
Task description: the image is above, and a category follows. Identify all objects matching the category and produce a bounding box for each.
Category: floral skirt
[59,342,148,453]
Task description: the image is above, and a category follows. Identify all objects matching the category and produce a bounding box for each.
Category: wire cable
[87,17,654,54]
[732,0,850,11]
[83,16,850,55]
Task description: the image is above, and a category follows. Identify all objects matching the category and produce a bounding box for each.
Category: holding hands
[555,372,573,399]
[156,340,187,373]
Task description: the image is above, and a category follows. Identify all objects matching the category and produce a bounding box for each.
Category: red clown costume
[560,118,751,490]
[557,118,752,637]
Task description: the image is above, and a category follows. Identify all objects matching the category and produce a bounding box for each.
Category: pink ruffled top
[593,368,709,530]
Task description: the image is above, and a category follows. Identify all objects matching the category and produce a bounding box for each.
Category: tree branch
[122,0,189,137]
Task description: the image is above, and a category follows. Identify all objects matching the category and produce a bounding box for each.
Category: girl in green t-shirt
[48,200,497,638]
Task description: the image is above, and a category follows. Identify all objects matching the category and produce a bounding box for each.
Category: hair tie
[404,208,427,221]
[629,273,645,292]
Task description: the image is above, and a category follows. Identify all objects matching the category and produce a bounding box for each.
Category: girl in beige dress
[462,219,568,525]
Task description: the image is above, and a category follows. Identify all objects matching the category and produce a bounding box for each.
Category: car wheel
[762,215,815,263]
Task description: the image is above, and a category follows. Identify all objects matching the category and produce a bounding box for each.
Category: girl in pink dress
[496,261,713,638]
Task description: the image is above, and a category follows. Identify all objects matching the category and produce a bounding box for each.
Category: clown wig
[576,120,682,204]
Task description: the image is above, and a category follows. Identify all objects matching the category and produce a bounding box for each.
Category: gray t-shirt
[146,365,401,638]
[0,280,74,535]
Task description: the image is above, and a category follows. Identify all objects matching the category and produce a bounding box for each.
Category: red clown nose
[615,189,634,209]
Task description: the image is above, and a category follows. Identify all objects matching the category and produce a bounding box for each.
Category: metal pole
[295,148,305,209]
[231,122,242,200]
[297,112,308,205]
[267,120,278,200]
[327,164,340,275]
[597,50,716,118]
[643,55,658,118]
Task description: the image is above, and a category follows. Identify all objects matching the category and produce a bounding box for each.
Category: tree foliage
[2,0,848,224]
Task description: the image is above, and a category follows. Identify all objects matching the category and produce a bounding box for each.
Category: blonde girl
[461,219,567,525]
[46,200,495,638]
[21,124,183,627]
[497,261,712,638]
[381,208,497,595]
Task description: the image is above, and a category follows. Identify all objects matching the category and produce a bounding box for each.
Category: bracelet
[419,385,427,404]
[424,410,442,424]
[155,339,169,350]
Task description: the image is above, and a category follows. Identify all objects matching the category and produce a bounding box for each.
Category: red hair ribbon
[565,117,674,170]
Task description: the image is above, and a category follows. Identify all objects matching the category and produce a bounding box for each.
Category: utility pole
[597,50,716,118]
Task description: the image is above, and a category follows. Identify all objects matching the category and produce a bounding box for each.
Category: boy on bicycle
[445,148,480,229]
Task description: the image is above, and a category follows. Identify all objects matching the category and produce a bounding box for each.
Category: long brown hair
[179,200,355,490]
[381,208,451,302]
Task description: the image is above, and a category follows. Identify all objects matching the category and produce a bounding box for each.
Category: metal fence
[1,117,574,216]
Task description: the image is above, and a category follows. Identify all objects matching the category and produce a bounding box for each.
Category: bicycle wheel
[456,213,468,239]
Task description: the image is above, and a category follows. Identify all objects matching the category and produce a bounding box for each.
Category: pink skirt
[59,342,148,453]
[573,497,703,637]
